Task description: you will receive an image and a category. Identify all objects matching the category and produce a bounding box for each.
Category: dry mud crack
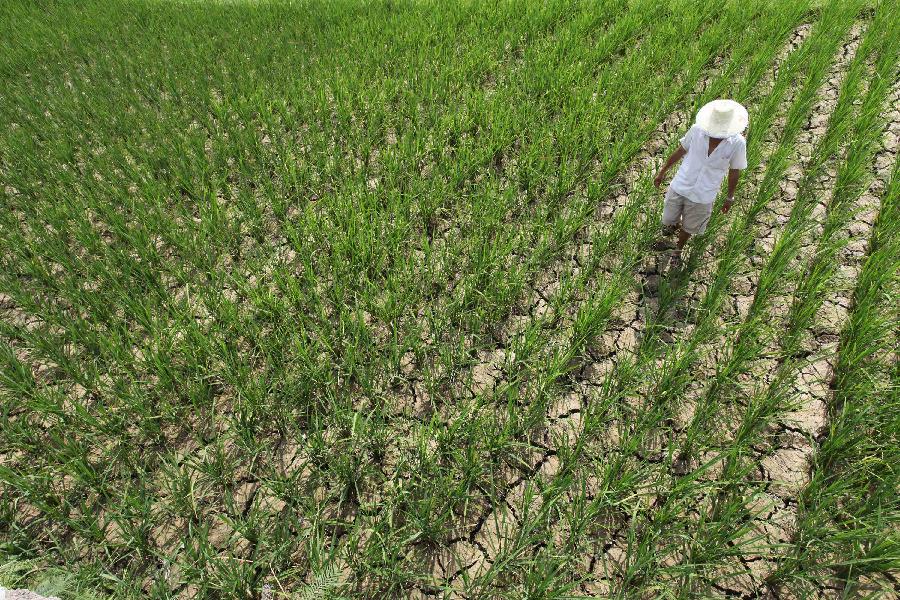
[2,5,899,600]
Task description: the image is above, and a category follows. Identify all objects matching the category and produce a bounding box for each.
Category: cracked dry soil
[2,13,898,600]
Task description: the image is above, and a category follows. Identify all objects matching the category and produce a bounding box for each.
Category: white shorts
[662,188,713,235]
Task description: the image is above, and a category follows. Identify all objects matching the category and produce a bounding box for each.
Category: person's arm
[654,146,686,188]
[723,168,740,213]
[655,126,694,188]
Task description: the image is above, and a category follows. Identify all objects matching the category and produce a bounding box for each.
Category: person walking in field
[653,99,749,267]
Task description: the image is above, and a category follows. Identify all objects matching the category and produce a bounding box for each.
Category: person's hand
[653,171,665,188]
[722,197,734,213]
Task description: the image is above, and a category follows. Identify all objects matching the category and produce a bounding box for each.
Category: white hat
[696,99,748,138]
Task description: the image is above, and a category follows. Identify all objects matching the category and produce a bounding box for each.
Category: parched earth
[1,9,898,600]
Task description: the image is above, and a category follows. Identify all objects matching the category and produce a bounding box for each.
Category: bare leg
[670,229,691,268]
[655,223,681,250]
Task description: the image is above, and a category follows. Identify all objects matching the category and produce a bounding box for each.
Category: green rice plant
[349,14,797,589]
[1,0,894,597]
[477,0,805,402]
[769,152,900,593]
[0,559,110,599]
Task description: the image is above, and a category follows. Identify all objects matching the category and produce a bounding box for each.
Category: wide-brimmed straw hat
[696,99,748,138]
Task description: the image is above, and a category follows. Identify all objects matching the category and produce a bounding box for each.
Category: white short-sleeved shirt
[670,124,747,204]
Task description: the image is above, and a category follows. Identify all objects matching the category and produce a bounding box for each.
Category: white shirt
[670,124,747,204]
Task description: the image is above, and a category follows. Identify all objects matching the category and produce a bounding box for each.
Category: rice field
[1,0,898,598]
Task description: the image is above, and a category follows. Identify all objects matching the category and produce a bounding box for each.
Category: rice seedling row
[326,15,788,572]
[400,0,808,560]
[1,1,897,598]
[408,1,742,356]
[290,8,772,592]
[763,24,900,596]
[772,153,899,596]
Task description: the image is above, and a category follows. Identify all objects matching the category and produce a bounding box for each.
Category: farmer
[653,99,748,267]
